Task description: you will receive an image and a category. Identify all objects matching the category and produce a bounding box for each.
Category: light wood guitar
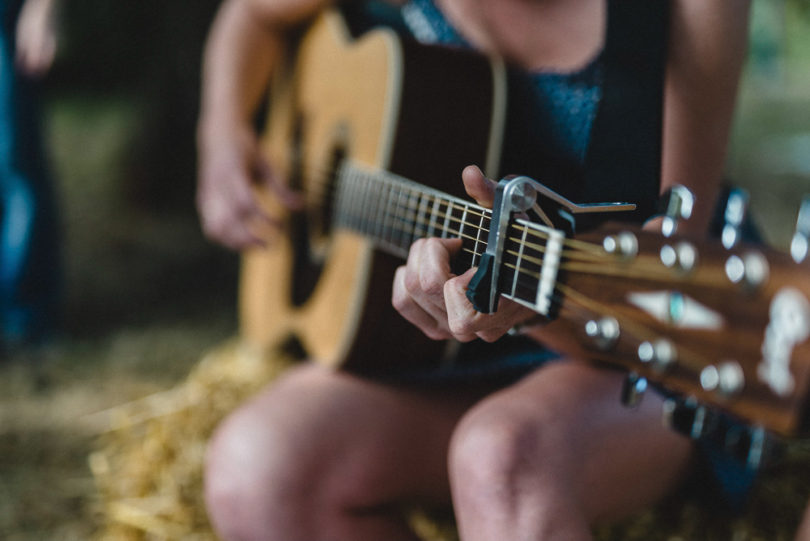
[240,9,810,440]
[241,9,508,375]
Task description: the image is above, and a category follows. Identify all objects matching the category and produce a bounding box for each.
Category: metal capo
[465,176,635,314]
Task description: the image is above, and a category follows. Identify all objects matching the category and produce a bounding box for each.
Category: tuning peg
[637,338,677,373]
[721,188,750,250]
[620,372,647,408]
[662,397,714,439]
[662,397,778,471]
[661,185,695,238]
[791,196,810,263]
[700,360,745,398]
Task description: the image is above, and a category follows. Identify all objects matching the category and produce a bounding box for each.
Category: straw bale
[90,339,296,540]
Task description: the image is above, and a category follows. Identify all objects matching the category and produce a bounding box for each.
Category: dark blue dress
[357,0,757,508]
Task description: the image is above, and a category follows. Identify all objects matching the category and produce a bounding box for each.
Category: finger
[200,187,267,249]
[444,269,538,342]
[198,162,275,248]
[401,239,452,321]
[462,165,497,208]
[416,237,463,312]
[443,271,485,342]
[255,155,305,210]
[392,265,453,340]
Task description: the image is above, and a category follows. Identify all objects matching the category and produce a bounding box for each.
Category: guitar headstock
[557,190,810,439]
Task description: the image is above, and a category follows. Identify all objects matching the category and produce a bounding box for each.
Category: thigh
[470,360,695,521]
[219,362,491,507]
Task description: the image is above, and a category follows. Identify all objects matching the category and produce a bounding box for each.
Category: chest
[432,0,604,71]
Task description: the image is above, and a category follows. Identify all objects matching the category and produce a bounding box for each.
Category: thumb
[461,165,497,208]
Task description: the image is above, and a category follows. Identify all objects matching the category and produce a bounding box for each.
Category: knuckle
[402,268,422,295]
[448,316,476,338]
[477,328,506,343]
[420,272,445,297]
[391,287,410,313]
[424,327,451,341]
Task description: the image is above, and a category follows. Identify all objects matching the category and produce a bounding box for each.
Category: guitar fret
[393,186,408,249]
[333,165,347,229]
[441,199,452,238]
[414,192,429,240]
[343,169,361,230]
[458,204,469,242]
[471,210,487,267]
[511,223,530,297]
[354,171,368,231]
[367,174,378,238]
[357,171,369,234]
[388,184,402,247]
[382,180,398,245]
[428,196,440,237]
[405,188,420,249]
[373,177,390,242]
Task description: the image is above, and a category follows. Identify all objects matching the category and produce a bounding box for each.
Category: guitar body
[240,10,507,373]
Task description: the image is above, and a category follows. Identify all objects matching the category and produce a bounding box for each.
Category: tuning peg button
[585,316,621,350]
[603,231,638,259]
[661,186,695,238]
[725,251,769,290]
[638,338,677,373]
[621,373,647,408]
[662,397,714,439]
[721,188,750,250]
[791,197,810,263]
[700,361,745,398]
[660,241,698,273]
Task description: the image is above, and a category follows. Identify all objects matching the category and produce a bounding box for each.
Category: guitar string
[302,166,733,383]
[553,283,710,374]
[309,163,708,289]
[311,163,611,260]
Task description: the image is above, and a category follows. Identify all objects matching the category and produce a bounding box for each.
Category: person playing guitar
[196,1,753,539]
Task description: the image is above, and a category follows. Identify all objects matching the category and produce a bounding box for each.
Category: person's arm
[15,0,60,77]
[196,0,328,249]
[392,0,752,344]
[659,0,751,234]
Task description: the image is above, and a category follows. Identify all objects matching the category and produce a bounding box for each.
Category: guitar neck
[334,161,563,313]
[330,163,810,438]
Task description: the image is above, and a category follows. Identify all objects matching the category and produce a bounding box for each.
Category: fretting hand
[391,165,538,343]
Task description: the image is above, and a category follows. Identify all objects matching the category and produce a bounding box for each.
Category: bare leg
[204,362,486,541]
[449,360,695,541]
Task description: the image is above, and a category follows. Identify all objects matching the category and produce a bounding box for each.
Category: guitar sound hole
[289,140,346,307]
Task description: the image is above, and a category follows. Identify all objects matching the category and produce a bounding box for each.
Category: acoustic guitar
[239,10,810,443]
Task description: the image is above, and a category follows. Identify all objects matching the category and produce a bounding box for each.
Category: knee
[203,366,327,539]
[449,395,553,502]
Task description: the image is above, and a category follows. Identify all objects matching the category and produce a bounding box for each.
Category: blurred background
[0,1,809,540]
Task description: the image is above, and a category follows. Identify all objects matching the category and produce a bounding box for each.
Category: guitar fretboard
[333,162,564,315]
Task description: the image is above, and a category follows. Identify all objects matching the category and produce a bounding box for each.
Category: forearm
[661,0,751,233]
[198,0,286,146]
